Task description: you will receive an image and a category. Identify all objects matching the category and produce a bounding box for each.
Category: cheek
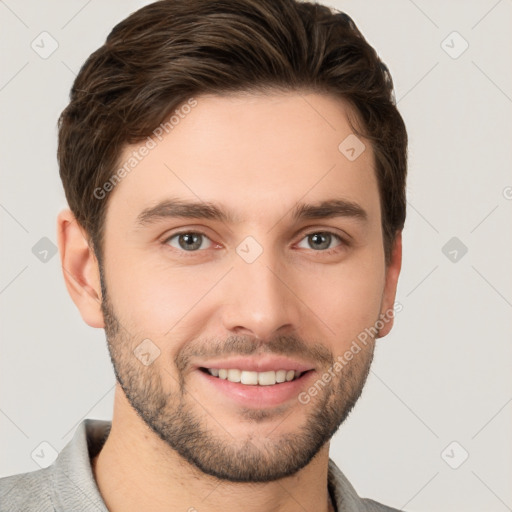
[301,258,386,349]
[106,256,222,337]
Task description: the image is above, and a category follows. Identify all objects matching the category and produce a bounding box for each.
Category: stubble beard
[99,273,375,483]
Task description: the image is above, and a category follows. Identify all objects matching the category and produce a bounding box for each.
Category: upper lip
[196,356,315,373]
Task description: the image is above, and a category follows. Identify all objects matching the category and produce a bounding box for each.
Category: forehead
[105,91,380,230]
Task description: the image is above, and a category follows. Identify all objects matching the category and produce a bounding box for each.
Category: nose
[219,246,303,341]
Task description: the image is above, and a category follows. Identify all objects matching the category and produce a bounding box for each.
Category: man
[0,0,407,510]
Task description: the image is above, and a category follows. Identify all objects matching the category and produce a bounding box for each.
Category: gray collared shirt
[0,419,402,511]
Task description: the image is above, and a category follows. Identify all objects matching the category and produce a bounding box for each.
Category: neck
[92,386,335,512]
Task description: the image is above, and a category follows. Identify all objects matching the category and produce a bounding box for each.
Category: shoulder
[0,467,55,511]
[360,497,404,512]
[328,458,404,512]
[0,419,111,512]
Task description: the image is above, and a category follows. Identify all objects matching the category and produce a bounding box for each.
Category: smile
[200,367,306,385]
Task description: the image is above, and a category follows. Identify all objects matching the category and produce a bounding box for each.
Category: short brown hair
[58,0,407,265]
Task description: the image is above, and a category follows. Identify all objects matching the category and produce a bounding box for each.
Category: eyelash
[162,229,348,256]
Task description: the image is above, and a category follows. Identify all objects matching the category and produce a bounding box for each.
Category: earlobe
[377,232,402,338]
[57,209,105,328]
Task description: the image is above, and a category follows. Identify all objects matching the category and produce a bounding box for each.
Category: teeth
[275,370,287,383]
[206,368,303,385]
[241,371,258,385]
[258,371,275,386]
[227,369,241,382]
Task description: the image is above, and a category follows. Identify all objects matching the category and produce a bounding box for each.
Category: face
[98,92,399,482]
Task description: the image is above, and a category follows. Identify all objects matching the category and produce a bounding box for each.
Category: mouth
[199,367,310,386]
[194,356,316,407]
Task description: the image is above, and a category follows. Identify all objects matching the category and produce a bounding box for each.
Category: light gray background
[1,1,511,510]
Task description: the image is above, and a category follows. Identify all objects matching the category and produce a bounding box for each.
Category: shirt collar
[50,418,370,512]
[50,418,110,512]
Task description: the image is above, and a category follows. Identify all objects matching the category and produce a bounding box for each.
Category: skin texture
[57,92,402,512]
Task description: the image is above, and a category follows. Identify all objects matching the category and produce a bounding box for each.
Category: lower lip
[196,369,316,408]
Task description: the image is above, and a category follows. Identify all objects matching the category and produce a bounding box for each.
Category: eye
[164,231,213,251]
[162,230,346,254]
[296,231,344,252]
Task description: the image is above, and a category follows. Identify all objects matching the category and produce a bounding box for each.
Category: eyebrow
[135,197,368,228]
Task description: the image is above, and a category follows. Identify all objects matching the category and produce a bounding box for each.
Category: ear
[377,231,402,338]
[57,209,105,328]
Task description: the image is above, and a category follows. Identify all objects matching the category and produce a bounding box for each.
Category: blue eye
[164,232,213,251]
